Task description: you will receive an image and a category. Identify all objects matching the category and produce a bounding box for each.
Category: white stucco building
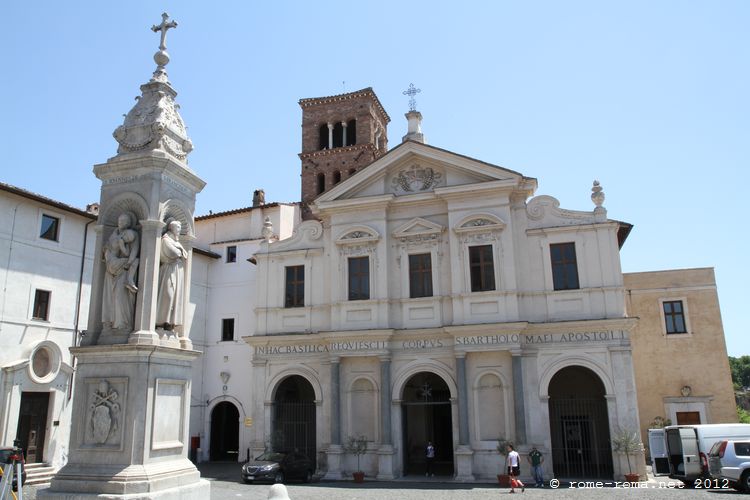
[0,182,96,468]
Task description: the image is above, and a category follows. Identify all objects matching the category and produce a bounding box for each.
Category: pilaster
[129,219,164,345]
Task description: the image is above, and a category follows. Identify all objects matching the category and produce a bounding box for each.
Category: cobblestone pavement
[20,463,745,499]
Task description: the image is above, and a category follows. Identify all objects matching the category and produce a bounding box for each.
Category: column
[330,358,341,445]
[377,356,395,480]
[511,351,527,444]
[178,233,195,350]
[380,357,391,444]
[341,121,347,146]
[327,122,334,150]
[453,353,474,481]
[80,224,105,345]
[456,355,469,445]
[128,219,164,345]
[324,357,344,479]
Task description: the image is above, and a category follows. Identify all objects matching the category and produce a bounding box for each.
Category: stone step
[24,464,57,487]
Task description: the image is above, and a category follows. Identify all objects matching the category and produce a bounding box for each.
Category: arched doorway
[401,372,454,476]
[548,366,613,478]
[210,401,239,461]
[273,375,316,468]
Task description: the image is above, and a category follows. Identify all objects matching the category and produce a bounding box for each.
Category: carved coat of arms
[392,165,443,193]
[89,380,120,444]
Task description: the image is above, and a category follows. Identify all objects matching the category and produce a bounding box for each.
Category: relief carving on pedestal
[88,380,121,445]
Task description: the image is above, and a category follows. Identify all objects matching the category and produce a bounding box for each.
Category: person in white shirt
[505,444,525,493]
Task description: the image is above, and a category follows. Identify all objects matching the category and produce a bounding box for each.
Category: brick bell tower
[299,87,391,219]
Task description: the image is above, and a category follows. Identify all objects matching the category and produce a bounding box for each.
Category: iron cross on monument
[403,83,421,112]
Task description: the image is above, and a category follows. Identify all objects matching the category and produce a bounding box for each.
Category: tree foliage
[729,356,750,389]
[738,406,750,424]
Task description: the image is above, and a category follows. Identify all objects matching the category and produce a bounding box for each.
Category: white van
[664,424,750,484]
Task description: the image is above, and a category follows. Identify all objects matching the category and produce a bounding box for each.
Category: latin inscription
[254,330,625,357]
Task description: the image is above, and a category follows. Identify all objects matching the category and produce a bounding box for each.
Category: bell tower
[299,87,390,219]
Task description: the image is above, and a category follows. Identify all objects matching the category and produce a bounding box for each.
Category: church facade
[244,88,643,480]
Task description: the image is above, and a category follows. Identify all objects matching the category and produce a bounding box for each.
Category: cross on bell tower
[403,83,421,112]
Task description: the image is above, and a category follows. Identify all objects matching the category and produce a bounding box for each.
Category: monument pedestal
[39,345,209,499]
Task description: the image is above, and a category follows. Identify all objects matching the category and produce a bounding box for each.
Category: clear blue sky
[3,2,748,355]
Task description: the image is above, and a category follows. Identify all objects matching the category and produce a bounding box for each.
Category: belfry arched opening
[401,372,454,476]
[548,366,613,478]
[272,375,317,468]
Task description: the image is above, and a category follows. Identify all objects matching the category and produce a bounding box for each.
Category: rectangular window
[32,289,51,320]
[40,214,60,241]
[409,253,433,298]
[226,245,237,263]
[469,245,495,292]
[348,256,370,301]
[663,300,687,334]
[550,242,580,290]
[221,318,235,341]
[285,265,305,308]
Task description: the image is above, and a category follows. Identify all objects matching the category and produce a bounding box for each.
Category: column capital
[139,219,166,231]
[378,355,392,363]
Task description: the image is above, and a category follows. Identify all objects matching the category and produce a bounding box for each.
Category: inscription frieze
[253,330,626,357]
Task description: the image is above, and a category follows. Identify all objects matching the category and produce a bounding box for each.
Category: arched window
[333,171,342,184]
[346,119,356,146]
[316,173,325,194]
[319,124,328,150]
[332,122,344,148]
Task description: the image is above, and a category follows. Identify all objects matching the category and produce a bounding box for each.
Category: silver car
[708,440,750,491]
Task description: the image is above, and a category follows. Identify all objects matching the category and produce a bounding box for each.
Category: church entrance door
[210,402,239,461]
[548,366,613,478]
[272,375,316,469]
[401,372,454,476]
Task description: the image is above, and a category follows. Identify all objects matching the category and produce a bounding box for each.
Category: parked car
[241,451,313,484]
[0,447,27,491]
[708,440,750,491]
[664,424,750,485]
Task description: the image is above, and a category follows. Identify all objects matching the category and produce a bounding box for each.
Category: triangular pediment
[393,217,444,239]
[315,141,535,207]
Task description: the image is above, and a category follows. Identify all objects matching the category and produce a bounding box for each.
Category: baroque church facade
[0,82,736,482]
[242,88,643,480]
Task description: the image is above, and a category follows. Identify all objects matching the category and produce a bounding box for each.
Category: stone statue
[156,220,187,329]
[102,213,140,331]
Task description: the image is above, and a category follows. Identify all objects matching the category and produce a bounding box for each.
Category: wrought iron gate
[273,401,316,468]
[549,397,612,478]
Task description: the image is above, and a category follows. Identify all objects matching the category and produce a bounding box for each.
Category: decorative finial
[150,13,178,83]
[591,180,605,208]
[403,83,421,112]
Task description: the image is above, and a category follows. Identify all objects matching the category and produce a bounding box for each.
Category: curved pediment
[335,225,380,245]
[454,213,506,234]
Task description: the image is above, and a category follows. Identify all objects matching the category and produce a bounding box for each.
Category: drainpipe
[69,218,94,401]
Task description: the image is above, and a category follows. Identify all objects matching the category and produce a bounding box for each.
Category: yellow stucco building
[625,267,737,446]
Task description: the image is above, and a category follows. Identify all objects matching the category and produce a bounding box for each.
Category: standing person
[425,441,435,477]
[506,444,524,493]
[527,445,544,487]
